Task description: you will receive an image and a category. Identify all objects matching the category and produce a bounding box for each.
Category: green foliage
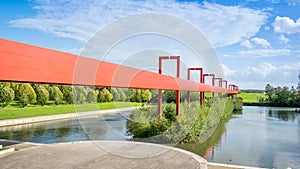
[49,86,63,105]
[126,98,237,144]
[74,86,87,104]
[0,87,15,107]
[265,84,300,107]
[164,90,176,103]
[18,83,36,107]
[163,103,176,123]
[35,86,49,106]
[59,85,74,104]
[86,90,96,103]
[111,88,121,101]
[128,89,152,103]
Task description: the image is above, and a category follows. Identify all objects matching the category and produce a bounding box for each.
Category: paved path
[0,141,207,169]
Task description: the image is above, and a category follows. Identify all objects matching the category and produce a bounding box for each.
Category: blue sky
[1,0,300,89]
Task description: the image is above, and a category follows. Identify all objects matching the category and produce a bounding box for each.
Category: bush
[49,86,63,105]
[18,83,36,107]
[126,98,238,144]
[0,87,14,107]
[36,86,49,106]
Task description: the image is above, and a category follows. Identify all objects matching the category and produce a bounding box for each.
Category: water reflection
[180,106,300,169]
[0,112,131,143]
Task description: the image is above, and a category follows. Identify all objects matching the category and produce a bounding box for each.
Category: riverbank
[0,107,138,127]
[0,102,142,120]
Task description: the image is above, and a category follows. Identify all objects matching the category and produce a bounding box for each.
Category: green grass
[238,92,266,103]
[0,102,142,120]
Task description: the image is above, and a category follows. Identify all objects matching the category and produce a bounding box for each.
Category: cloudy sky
[1,0,300,89]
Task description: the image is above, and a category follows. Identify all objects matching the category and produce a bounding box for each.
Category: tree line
[0,82,152,108]
[264,71,300,107]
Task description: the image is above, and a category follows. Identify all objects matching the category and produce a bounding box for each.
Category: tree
[102,88,113,102]
[118,88,127,101]
[18,83,36,107]
[97,91,106,103]
[36,85,49,106]
[164,90,176,103]
[59,85,74,104]
[111,88,120,101]
[86,90,96,103]
[0,87,14,107]
[49,86,63,105]
[141,89,152,103]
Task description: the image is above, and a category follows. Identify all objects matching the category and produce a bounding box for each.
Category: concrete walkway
[0,107,137,127]
[0,141,207,169]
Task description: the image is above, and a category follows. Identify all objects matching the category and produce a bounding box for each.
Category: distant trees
[0,81,153,108]
[265,84,300,107]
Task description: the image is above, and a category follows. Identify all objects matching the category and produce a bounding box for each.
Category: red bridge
[0,38,238,118]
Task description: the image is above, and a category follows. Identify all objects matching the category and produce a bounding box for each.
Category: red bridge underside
[0,38,237,94]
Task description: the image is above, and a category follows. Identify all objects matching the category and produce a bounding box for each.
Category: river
[0,106,299,168]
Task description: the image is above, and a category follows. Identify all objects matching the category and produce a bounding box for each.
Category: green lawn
[0,102,142,120]
[238,92,266,103]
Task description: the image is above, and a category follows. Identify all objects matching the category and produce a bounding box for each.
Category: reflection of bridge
[0,38,238,118]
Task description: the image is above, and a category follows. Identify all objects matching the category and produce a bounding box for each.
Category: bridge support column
[187,68,203,105]
[158,56,181,119]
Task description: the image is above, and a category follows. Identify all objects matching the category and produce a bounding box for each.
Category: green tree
[59,85,74,104]
[102,88,113,102]
[86,89,96,103]
[111,88,121,101]
[141,89,152,103]
[19,83,36,107]
[0,87,15,107]
[164,90,176,103]
[36,85,49,106]
[118,88,127,101]
[97,91,106,103]
[73,86,87,104]
[49,86,63,105]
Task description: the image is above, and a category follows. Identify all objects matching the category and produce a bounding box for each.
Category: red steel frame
[187,68,203,105]
[214,78,222,100]
[158,56,180,119]
[0,38,239,118]
[203,74,215,98]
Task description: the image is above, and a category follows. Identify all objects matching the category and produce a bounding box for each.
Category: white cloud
[237,49,291,58]
[251,37,271,48]
[240,40,253,49]
[9,0,268,47]
[273,16,300,34]
[225,62,300,89]
[220,64,236,77]
[279,34,289,43]
[240,37,271,49]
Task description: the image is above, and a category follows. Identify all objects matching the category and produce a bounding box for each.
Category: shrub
[0,87,14,107]
[36,86,49,106]
[19,83,36,107]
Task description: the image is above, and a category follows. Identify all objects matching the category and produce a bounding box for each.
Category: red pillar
[215,78,222,100]
[158,56,181,118]
[187,68,203,105]
[203,74,215,98]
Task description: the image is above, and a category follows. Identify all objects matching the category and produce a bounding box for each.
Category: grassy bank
[238,92,266,103]
[0,102,142,120]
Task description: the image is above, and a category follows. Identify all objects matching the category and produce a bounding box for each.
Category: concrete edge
[208,162,267,169]
[0,106,140,127]
[0,147,15,156]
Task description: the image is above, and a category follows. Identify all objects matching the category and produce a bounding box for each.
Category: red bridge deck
[0,38,237,94]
